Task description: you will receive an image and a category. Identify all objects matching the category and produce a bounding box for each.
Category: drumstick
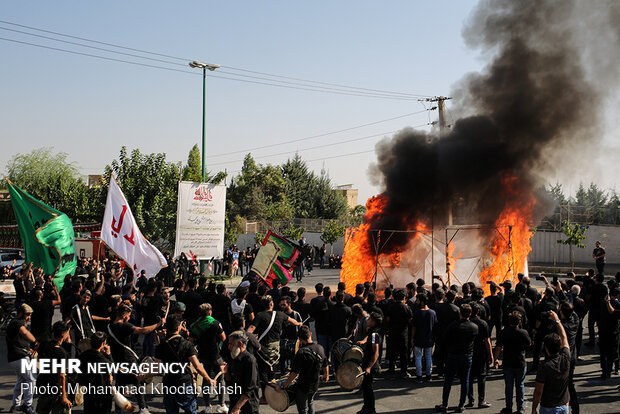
[301,316,311,324]
[355,372,365,378]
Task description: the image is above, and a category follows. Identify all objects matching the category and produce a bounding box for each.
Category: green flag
[7,180,76,290]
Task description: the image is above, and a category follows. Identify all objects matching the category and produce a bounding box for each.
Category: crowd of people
[169,241,342,284]
[4,254,620,414]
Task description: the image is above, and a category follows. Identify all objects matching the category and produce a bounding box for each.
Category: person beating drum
[357,312,383,414]
[278,325,329,414]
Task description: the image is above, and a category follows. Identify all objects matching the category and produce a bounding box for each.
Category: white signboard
[174,181,226,260]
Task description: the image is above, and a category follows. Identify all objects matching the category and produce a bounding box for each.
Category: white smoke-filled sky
[1,1,618,204]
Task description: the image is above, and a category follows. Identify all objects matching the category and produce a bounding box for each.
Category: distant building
[88,175,103,188]
[333,184,358,209]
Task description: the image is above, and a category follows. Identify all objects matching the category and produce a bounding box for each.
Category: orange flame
[341,194,429,293]
[341,195,386,294]
[446,241,462,283]
[341,176,535,295]
[478,176,535,295]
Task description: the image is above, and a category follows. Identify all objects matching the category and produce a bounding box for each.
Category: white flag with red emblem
[101,175,167,279]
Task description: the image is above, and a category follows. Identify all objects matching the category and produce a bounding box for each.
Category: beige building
[333,184,358,209]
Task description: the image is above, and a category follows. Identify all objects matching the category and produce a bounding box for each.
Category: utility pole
[419,96,452,282]
[420,96,451,135]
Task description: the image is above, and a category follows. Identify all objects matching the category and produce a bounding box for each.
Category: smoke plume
[366,0,619,254]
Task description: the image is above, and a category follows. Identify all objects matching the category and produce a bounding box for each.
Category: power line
[221,65,432,98]
[0,19,433,99]
[0,36,425,101]
[209,131,396,167]
[209,110,433,158]
[0,19,191,62]
[209,122,431,167]
[0,26,421,100]
[225,149,379,176]
[0,26,188,67]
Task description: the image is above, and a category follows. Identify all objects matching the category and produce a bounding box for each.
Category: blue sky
[2,1,617,204]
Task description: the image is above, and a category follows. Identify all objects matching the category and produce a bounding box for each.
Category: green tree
[557,221,588,270]
[321,219,346,254]
[105,147,180,249]
[255,232,266,244]
[224,215,244,247]
[227,154,293,221]
[585,183,608,224]
[281,223,305,241]
[281,154,348,219]
[181,144,227,184]
[182,144,201,182]
[4,147,93,223]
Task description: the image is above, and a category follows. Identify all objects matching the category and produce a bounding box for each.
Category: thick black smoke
[367,0,618,254]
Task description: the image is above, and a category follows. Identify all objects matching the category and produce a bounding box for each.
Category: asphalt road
[1,269,619,413]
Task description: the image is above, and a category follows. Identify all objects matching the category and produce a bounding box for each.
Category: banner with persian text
[174,181,226,260]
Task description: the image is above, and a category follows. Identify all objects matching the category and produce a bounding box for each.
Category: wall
[529,225,620,265]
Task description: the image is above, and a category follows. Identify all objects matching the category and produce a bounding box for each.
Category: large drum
[332,338,364,364]
[265,382,296,412]
[336,361,364,390]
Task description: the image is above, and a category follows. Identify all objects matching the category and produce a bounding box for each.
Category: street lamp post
[189,61,220,182]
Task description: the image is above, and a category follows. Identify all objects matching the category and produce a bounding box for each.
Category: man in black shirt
[592,240,606,275]
[108,304,164,412]
[433,289,459,377]
[212,283,233,333]
[312,286,333,362]
[494,311,531,414]
[466,303,493,409]
[531,288,559,372]
[280,296,303,372]
[7,304,37,414]
[78,331,114,414]
[532,311,571,414]
[182,279,204,325]
[329,291,352,343]
[279,326,328,414]
[586,273,609,346]
[36,321,72,414]
[435,304,478,413]
[29,287,61,342]
[559,301,580,413]
[484,283,503,339]
[246,295,302,399]
[292,287,312,322]
[225,331,260,414]
[70,290,98,347]
[359,312,382,414]
[386,289,412,377]
[156,315,216,414]
[598,289,620,380]
[190,303,227,412]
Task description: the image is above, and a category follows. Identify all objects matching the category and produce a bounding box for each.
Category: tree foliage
[225,215,245,247]
[540,183,620,227]
[104,147,180,249]
[182,144,227,184]
[4,148,95,223]
[182,144,202,182]
[281,154,348,219]
[557,220,588,270]
[321,219,346,253]
[227,154,293,221]
[281,223,305,241]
